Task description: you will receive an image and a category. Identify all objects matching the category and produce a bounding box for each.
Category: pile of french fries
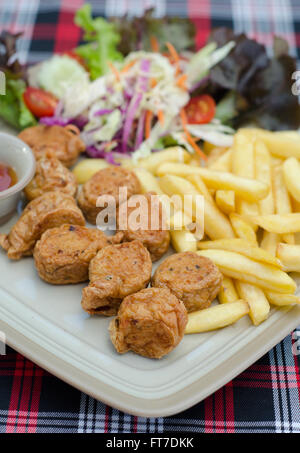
[73,128,300,334]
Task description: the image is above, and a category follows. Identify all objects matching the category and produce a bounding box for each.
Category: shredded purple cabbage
[40,116,70,127]
[40,114,88,129]
[73,115,89,129]
[134,110,146,149]
[93,109,114,116]
[86,145,120,165]
[121,59,150,153]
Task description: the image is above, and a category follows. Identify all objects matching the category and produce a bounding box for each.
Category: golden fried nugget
[0,192,85,260]
[152,252,222,312]
[117,192,170,262]
[81,240,152,316]
[77,167,141,224]
[18,124,85,167]
[109,287,187,359]
[34,224,123,284]
[24,157,77,201]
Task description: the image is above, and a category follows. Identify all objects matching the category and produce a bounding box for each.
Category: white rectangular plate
[1,120,300,417]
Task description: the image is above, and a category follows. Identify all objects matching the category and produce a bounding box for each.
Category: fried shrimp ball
[24,157,78,201]
[117,192,170,262]
[81,240,152,316]
[0,192,85,260]
[18,124,85,167]
[77,167,141,225]
[109,287,188,359]
[152,252,223,312]
[34,225,123,285]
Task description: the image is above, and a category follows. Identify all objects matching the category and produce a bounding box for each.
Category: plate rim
[1,285,300,417]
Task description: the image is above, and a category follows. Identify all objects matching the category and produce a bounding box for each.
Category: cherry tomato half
[185,94,216,124]
[23,87,58,118]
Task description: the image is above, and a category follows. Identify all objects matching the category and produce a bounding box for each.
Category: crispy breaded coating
[109,287,187,359]
[0,192,85,260]
[24,157,77,201]
[81,240,152,316]
[18,124,85,167]
[152,252,223,312]
[117,192,170,262]
[34,224,123,284]
[77,167,141,224]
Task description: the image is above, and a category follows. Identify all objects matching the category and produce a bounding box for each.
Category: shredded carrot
[150,78,158,89]
[157,110,165,126]
[121,60,136,73]
[145,111,153,139]
[107,61,121,82]
[166,42,179,63]
[150,35,160,53]
[166,41,180,75]
[180,109,207,161]
[176,74,188,90]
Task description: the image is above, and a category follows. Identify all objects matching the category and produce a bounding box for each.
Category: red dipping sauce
[0,163,18,192]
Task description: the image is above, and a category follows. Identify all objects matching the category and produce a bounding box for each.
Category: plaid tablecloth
[1,0,300,434]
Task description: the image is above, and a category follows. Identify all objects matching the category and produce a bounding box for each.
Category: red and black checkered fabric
[1,0,300,433]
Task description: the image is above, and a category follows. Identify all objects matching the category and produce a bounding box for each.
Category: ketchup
[0,163,17,192]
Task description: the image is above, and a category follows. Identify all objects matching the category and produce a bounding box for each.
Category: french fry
[157,163,269,202]
[72,158,109,184]
[229,213,257,244]
[159,174,235,240]
[235,281,270,326]
[218,276,239,304]
[185,299,249,334]
[208,148,232,172]
[233,128,256,143]
[168,208,194,230]
[133,168,195,231]
[192,196,235,240]
[272,164,294,244]
[291,197,300,213]
[254,140,274,215]
[133,168,164,195]
[232,133,259,220]
[197,238,282,268]
[205,146,227,166]
[197,249,297,294]
[260,231,280,256]
[247,129,300,159]
[271,156,284,167]
[249,214,300,234]
[170,230,197,253]
[215,190,235,214]
[265,291,300,306]
[136,146,191,174]
[189,158,200,167]
[187,174,214,203]
[118,158,136,169]
[276,243,300,272]
[283,157,300,203]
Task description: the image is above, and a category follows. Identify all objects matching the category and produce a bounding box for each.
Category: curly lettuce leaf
[0,77,36,129]
[111,8,196,55]
[74,4,123,80]
[204,28,300,131]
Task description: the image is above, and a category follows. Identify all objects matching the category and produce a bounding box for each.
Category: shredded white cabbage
[47,47,235,157]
